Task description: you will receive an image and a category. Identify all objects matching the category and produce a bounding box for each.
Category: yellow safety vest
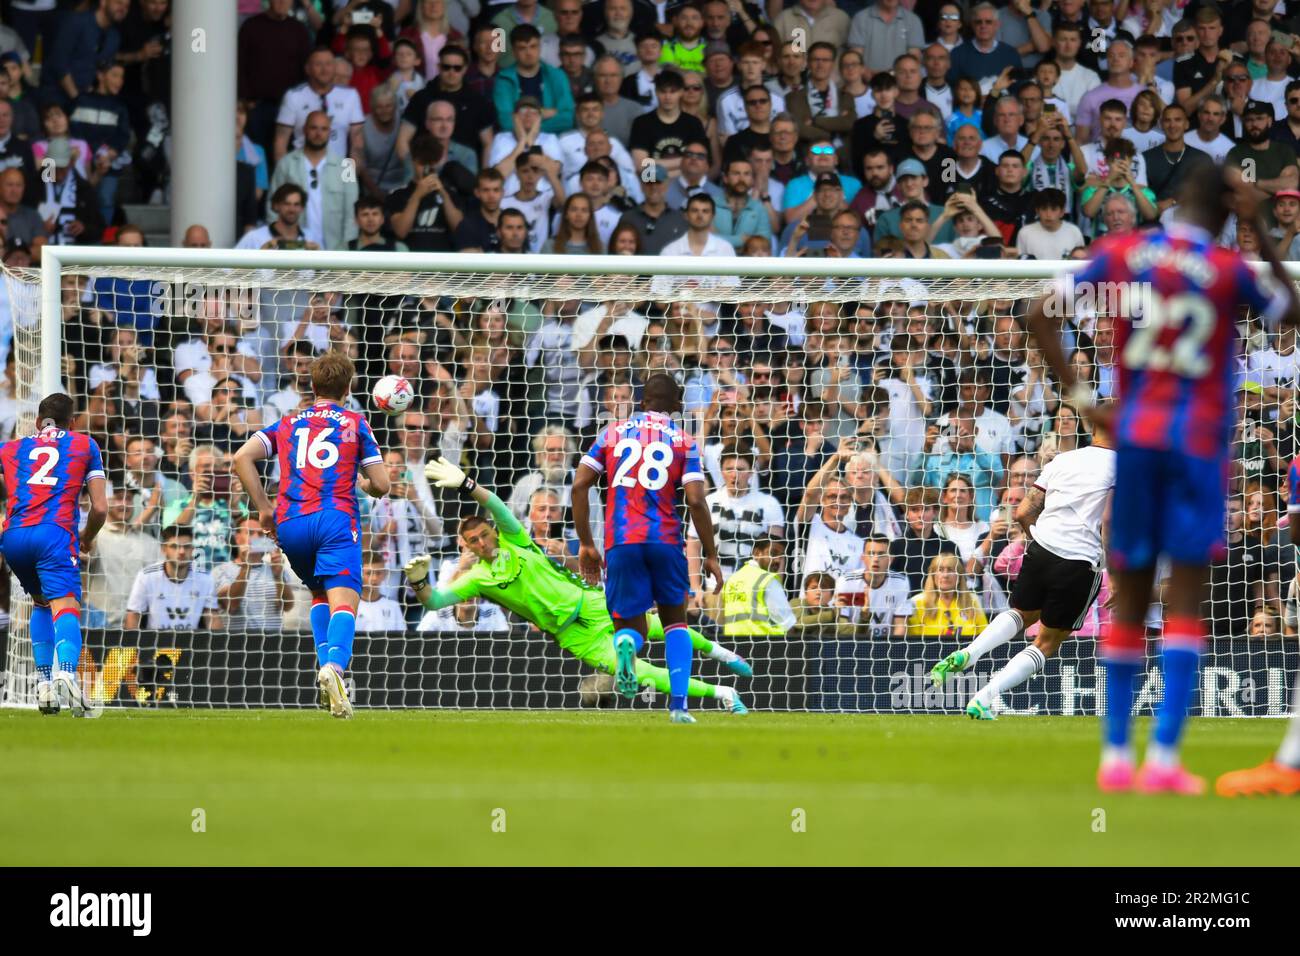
[722,559,786,637]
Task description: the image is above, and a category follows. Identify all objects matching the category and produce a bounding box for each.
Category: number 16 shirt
[255,401,383,525]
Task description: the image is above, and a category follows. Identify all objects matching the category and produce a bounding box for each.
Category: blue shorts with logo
[1110,445,1227,571]
[276,510,361,594]
[3,524,81,602]
[605,542,690,620]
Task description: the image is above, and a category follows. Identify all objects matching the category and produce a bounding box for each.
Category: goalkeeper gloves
[425,456,476,494]
[404,554,432,589]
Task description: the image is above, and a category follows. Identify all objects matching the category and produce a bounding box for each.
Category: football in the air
[372,375,415,415]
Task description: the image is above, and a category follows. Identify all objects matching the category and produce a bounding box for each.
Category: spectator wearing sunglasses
[781,134,862,226]
[1270,79,1300,154]
[266,110,359,251]
[399,44,496,168]
[665,138,723,209]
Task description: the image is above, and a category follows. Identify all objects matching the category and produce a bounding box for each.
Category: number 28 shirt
[580,410,704,548]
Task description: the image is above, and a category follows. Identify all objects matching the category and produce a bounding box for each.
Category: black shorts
[1009,540,1103,631]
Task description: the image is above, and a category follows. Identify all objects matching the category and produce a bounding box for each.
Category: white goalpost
[0,248,1295,715]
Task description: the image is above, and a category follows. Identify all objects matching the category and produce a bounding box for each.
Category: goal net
[0,250,1295,716]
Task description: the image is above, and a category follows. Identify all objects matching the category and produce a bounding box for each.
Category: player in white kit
[930,416,1116,719]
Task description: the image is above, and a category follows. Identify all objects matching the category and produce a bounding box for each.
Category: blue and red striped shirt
[581,410,704,548]
[1072,223,1289,459]
[256,402,383,525]
[1,427,104,534]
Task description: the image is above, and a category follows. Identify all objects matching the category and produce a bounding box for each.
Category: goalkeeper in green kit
[403,457,754,712]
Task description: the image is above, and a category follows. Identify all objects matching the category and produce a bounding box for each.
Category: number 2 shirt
[1,427,104,535]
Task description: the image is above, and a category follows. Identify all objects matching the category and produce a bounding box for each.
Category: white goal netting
[0,254,1295,715]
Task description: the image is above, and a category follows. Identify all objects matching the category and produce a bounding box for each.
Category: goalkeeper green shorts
[555,590,618,669]
[556,591,670,673]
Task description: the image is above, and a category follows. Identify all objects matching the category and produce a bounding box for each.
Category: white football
[372,375,415,415]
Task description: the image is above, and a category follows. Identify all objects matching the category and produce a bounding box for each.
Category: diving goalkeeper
[404,458,753,712]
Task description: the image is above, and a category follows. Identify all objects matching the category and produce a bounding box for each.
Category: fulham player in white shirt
[931,409,1116,718]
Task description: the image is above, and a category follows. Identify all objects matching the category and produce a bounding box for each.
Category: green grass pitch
[4,709,1298,866]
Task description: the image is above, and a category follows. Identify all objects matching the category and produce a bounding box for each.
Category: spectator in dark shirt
[948,2,1022,86]
[0,54,39,141]
[981,150,1035,244]
[39,137,104,247]
[43,0,128,107]
[615,161,688,254]
[770,402,833,514]
[0,99,37,205]
[891,486,958,595]
[0,166,43,252]
[70,60,132,226]
[1144,102,1212,215]
[454,168,506,251]
[385,133,470,252]
[115,0,169,202]
[629,69,707,177]
[348,195,408,252]
[495,207,531,254]
[400,43,496,169]
[237,0,312,158]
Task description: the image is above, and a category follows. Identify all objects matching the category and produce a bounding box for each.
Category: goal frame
[36,248,1082,396]
[12,248,1297,716]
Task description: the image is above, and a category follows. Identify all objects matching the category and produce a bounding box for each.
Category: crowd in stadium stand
[0,0,1294,644]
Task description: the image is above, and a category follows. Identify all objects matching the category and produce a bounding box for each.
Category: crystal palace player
[1028,164,1300,794]
[232,353,390,718]
[572,373,724,723]
[0,393,107,716]
[1217,453,1300,795]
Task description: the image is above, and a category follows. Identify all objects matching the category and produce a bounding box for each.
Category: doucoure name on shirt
[1122,244,1217,287]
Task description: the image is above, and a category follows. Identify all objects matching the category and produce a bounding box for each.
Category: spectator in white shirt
[85,481,163,628]
[798,476,867,580]
[659,193,737,256]
[356,553,407,632]
[1187,95,1236,164]
[370,449,443,598]
[979,94,1029,163]
[1016,188,1085,258]
[274,46,364,164]
[125,524,222,631]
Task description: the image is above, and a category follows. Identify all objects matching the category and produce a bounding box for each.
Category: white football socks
[974,644,1045,709]
[1102,744,1135,766]
[964,610,1025,665]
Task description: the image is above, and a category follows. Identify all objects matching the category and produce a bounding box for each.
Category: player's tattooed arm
[1015,486,1045,534]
